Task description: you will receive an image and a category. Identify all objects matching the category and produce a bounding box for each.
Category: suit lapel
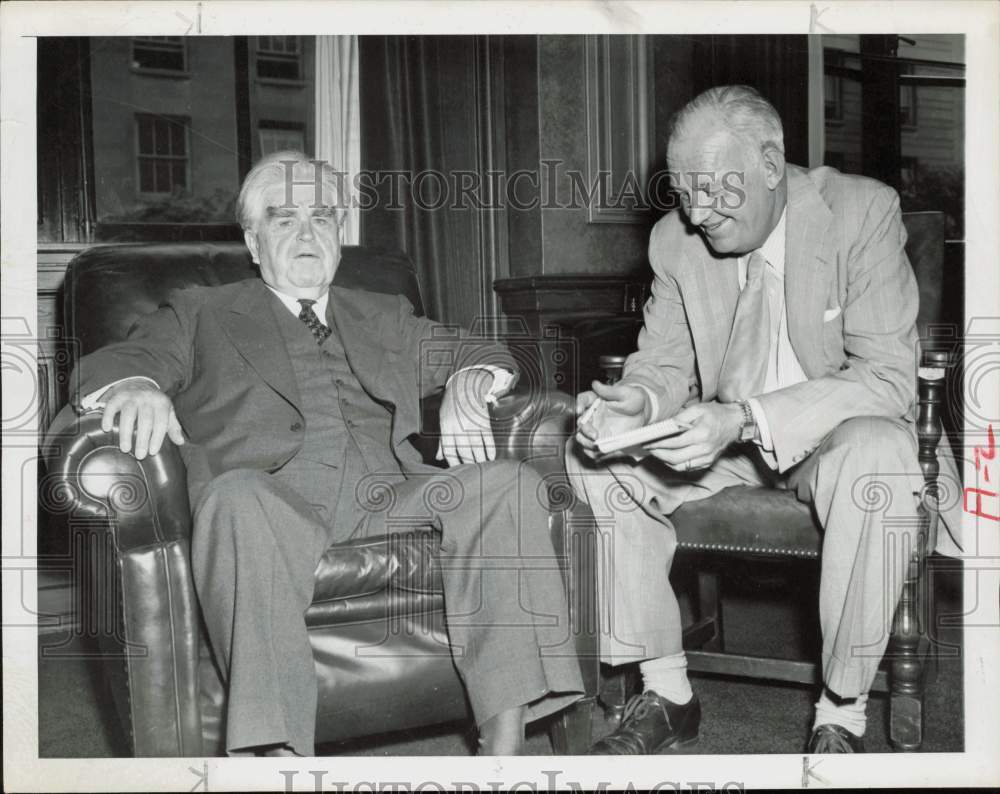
[784,166,834,378]
[328,286,391,403]
[218,280,301,409]
[684,244,739,399]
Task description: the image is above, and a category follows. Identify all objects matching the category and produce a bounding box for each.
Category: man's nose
[297,218,315,240]
[688,204,712,226]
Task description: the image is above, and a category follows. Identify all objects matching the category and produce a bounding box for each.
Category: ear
[761,145,786,190]
[243,228,260,264]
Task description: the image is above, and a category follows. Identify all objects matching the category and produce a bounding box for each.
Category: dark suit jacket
[74,278,516,505]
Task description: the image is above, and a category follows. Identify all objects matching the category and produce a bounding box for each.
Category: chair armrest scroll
[42,407,192,549]
[490,385,576,479]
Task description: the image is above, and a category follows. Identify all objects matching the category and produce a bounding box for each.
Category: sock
[813,691,868,738]
[639,653,693,705]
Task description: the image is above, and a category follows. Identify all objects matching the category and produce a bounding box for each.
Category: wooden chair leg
[889,553,925,751]
[682,570,724,652]
[598,664,639,724]
[548,696,596,754]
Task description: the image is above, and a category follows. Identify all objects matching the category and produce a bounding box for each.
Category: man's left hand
[437,369,496,467]
[644,401,744,471]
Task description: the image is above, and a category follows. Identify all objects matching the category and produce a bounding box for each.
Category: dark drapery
[359,36,494,327]
[690,35,810,167]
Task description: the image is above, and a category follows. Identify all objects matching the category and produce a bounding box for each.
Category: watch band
[736,400,757,442]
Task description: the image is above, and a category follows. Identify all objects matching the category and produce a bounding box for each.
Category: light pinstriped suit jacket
[621,164,963,554]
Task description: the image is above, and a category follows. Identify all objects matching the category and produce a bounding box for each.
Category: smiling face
[668,115,786,256]
[243,170,342,299]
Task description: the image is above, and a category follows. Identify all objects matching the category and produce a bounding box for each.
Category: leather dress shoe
[590,690,700,754]
[807,724,865,753]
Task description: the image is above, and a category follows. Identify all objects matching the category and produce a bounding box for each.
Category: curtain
[315,36,361,245]
[359,36,489,327]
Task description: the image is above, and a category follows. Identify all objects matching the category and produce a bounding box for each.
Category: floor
[38,556,964,757]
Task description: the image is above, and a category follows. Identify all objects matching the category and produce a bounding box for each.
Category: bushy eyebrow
[265,206,338,218]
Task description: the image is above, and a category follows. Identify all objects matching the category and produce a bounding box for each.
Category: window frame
[131,36,188,76]
[257,120,307,156]
[255,36,303,82]
[134,113,192,198]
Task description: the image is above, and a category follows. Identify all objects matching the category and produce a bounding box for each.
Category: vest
[269,297,402,535]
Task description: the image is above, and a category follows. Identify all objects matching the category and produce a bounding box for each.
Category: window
[899,156,919,191]
[256,36,301,80]
[824,50,845,121]
[135,114,190,195]
[131,37,186,72]
[259,122,306,155]
[899,66,918,128]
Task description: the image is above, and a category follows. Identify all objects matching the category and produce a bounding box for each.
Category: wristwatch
[736,400,758,443]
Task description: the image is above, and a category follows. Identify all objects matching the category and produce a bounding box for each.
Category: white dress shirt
[741,208,808,468]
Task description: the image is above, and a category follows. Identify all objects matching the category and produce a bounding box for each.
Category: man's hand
[437,368,495,467]
[100,380,185,460]
[574,381,652,460]
[644,401,743,471]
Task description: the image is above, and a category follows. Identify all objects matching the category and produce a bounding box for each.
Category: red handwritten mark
[973,424,995,471]
[964,487,999,522]
[966,425,999,521]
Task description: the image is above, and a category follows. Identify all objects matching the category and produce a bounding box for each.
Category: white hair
[668,85,785,161]
[236,150,344,230]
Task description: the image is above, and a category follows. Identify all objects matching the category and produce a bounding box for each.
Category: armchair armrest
[490,383,576,479]
[43,407,192,546]
[41,406,204,757]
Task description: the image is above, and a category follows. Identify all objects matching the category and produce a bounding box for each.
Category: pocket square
[823,306,842,322]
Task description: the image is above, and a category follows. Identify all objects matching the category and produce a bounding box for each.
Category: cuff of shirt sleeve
[79,376,160,411]
[447,365,515,405]
[746,397,773,451]
[633,384,660,423]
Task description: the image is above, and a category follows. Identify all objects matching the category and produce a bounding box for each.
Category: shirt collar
[758,207,787,275]
[265,284,331,325]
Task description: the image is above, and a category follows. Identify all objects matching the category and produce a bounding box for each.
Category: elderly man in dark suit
[74,151,583,756]
[568,85,962,754]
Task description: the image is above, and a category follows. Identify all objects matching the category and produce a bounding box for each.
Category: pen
[579,397,602,426]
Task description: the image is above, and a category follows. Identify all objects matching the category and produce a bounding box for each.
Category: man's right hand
[100,381,185,460]
[574,380,651,459]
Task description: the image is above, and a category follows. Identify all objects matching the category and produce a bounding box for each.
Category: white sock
[639,653,693,705]
[813,691,868,738]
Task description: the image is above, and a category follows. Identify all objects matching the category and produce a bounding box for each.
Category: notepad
[595,418,691,458]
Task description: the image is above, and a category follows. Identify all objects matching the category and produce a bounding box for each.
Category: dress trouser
[190,457,584,756]
[565,415,924,700]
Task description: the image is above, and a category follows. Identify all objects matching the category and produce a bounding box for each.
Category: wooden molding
[584,35,654,224]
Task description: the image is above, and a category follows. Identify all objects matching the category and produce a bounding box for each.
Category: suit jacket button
[290,421,303,432]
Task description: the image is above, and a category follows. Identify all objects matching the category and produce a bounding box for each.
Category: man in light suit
[567,85,961,753]
[75,151,583,756]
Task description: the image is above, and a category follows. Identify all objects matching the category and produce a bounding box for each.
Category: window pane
[172,160,187,190]
[257,56,299,80]
[139,159,155,192]
[170,122,185,156]
[155,160,170,192]
[137,118,153,154]
[132,40,185,72]
[154,120,169,155]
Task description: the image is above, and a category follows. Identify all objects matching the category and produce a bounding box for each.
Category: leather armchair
[41,243,598,756]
